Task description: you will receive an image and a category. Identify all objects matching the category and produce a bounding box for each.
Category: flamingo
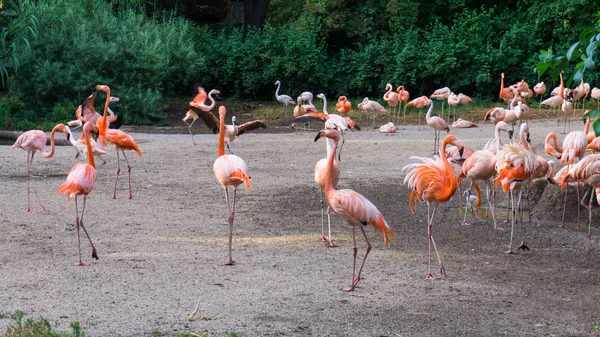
[495,123,537,253]
[483,121,512,155]
[405,95,428,130]
[396,86,410,126]
[430,86,451,121]
[11,123,69,212]
[484,92,521,131]
[63,125,107,166]
[357,97,388,126]
[55,121,99,266]
[315,129,395,291]
[383,83,399,122]
[571,79,589,115]
[424,99,449,154]
[335,96,351,114]
[452,93,474,122]
[185,88,220,145]
[274,80,295,120]
[452,118,478,129]
[299,91,314,106]
[213,105,252,266]
[96,85,143,199]
[499,72,517,104]
[378,122,397,134]
[591,87,600,109]
[315,120,340,246]
[403,134,464,280]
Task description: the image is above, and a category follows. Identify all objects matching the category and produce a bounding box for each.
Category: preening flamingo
[424,99,449,154]
[335,96,352,114]
[184,88,220,145]
[383,83,399,122]
[274,80,295,120]
[495,123,537,253]
[357,97,388,126]
[403,134,464,280]
[405,95,428,130]
[63,125,107,166]
[96,85,143,199]
[55,121,99,266]
[213,106,252,266]
[483,121,512,155]
[396,86,410,126]
[430,86,451,121]
[314,120,340,246]
[11,123,69,212]
[315,129,395,291]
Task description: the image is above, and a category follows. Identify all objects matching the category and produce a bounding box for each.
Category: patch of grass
[151,329,162,335]
[3,311,85,337]
[226,333,241,337]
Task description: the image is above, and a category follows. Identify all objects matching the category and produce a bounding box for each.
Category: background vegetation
[1,0,599,129]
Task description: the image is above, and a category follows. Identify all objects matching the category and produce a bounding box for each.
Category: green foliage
[4,311,85,337]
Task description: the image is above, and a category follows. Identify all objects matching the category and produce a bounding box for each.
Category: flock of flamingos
[8,73,600,292]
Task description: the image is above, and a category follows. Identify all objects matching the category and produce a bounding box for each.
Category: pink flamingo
[405,95,428,130]
[452,118,478,129]
[184,88,220,145]
[314,120,340,246]
[396,86,410,126]
[424,99,449,154]
[55,121,99,266]
[315,128,395,291]
[213,106,252,266]
[403,134,464,279]
[11,123,69,212]
[383,83,399,122]
[430,86,451,120]
[335,96,352,115]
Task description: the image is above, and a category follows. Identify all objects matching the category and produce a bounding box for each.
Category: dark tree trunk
[242,0,269,28]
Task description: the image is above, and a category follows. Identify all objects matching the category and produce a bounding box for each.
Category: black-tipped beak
[459,146,464,157]
[66,133,70,141]
[314,132,323,142]
[508,130,514,140]
[526,133,531,142]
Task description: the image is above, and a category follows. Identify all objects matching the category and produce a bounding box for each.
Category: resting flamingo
[335,96,351,114]
[591,87,600,110]
[55,121,99,266]
[96,85,142,199]
[458,148,497,228]
[314,120,340,246]
[213,106,252,265]
[383,83,399,122]
[396,86,410,126]
[184,88,220,145]
[405,95,428,130]
[424,99,449,154]
[495,123,537,253]
[11,123,69,212]
[452,118,478,129]
[403,134,464,280]
[378,122,397,134]
[315,129,395,291]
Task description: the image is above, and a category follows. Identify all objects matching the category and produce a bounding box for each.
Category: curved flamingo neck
[584,117,591,134]
[425,100,433,120]
[101,87,111,125]
[42,125,61,158]
[83,122,95,168]
[500,73,505,98]
[324,135,338,195]
[206,91,216,110]
[385,84,392,98]
[559,72,565,99]
[495,125,503,150]
[520,129,530,150]
[439,138,451,166]
[218,109,226,157]
[321,95,328,114]
[275,82,281,97]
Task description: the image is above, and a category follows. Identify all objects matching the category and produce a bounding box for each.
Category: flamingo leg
[560,185,569,228]
[352,225,372,288]
[319,189,327,242]
[74,196,87,266]
[517,190,529,251]
[26,151,47,213]
[112,149,121,199]
[122,150,133,199]
[326,206,335,247]
[462,182,474,226]
[576,184,581,230]
[78,194,98,260]
[507,190,516,254]
[418,109,422,130]
[587,187,595,241]
[187,118,197,145]
[488,181,501,230]
[343,226,358,292]
[426,203,445,279]
[221,187,236,266]
[403,105,407,127]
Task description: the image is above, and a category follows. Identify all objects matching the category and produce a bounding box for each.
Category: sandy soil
[1,115,600,337]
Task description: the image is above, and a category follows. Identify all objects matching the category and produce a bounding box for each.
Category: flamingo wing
[237,120,267,136]
[106,129,142,157]
[189,107,219,134]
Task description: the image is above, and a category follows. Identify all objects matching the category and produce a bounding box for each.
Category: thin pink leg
[112,150,121,199]
[74,197,87,266]
[122,151,133,199]
[343,226,358,292]
[220,187,235,266]
[79,195,98,260]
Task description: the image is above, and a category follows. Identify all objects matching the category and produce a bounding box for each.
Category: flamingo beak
[314,131,324,142]
[526,133,531,143]
[508,130,514,140]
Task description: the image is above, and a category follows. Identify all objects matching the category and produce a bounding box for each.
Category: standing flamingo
[405,95,428,130]
[335,96,352,114]
[396,86,410,126]
[357,97,388,126]
[11,124,69,212]
[315,120,340,246]
[383,83,399,122]
[55,121,99,266]
[591,87,600,109]
[315,129,395,291]
[184,88,220,145]
[96,85,142,199]
[63,125,108,166]
[430,87,451,121]
[403,134,464,279]
[495,123,537,253]
[299,91,314,106]
[274,80,295,121]
[499,72,517,104]
[424,99,449,154]
[213,106,252,265]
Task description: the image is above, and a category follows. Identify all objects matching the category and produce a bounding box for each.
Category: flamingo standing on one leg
[213,106,252,266]
[11,123,69,212]
[55,121,99,266]
[403,134,464,280]
[315,129,395,291]
[383,83,399,122]
[314,120,340,246]
[397,86,410,126]
[405,95,428,130]
[96,85,143,199]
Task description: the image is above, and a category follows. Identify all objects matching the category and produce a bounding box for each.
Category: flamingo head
[274,80,280,85]
[317,93,325,100]
[218,105,226,117]
[95,85,110,94]
[483,108,498,124]
[444,134,464,156]
[314,129,339,143]
[232,116,237,125]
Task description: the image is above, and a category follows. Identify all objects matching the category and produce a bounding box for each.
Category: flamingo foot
[127,194,132,200]
[40,206,48,213]
[326,240,337,247]
[506,249,515,254]
[461,221,472,226]
[576,224,581,230]
[517,243,530,251]
[425,274,437,281]
[319,237,327,242]
[353,276,361,286]
[27,208,35,213]
[342,286,355,292]
[76,261,89,267]
[92,248,99,260]
[439,264,446,279]
[219,260,235,266]
[493,225,504,231]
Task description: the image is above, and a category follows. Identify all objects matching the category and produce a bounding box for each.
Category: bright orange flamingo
[315,128,395,291]
[403,134,464,280]
[184,88,220,145]
[499,72,517,104]
[396,86,410,126]
[96,85,142,199]
[213,105,252,266]
[11,123,69,212]
[383,83,399,122]
[55,121,99,266]
[495,123,537,253]
[314,120,340,246]
[335,95,352,114]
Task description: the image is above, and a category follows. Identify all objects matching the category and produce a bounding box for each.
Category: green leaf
[592,116,600,137]
[584,110,600,118]
[566,41,580,60]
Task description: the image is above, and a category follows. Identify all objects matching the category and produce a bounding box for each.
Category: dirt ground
[1,111,600,337]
